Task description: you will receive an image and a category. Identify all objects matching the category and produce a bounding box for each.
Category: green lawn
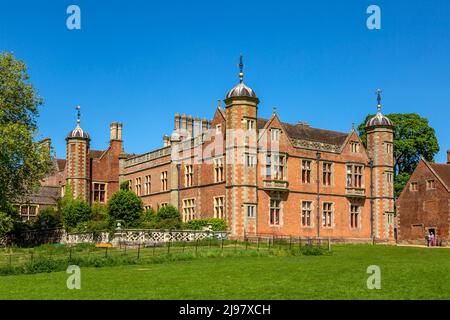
[0,244,449,299]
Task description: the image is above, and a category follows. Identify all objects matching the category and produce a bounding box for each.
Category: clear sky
[1,0,449,162]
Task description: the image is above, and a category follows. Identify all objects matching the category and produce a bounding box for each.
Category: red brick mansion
[23,58,396,241]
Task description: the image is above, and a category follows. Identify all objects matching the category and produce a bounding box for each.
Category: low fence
[5,228,229,247]
[0,236,328,272]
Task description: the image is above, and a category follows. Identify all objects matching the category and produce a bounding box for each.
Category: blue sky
[1,0,449,162]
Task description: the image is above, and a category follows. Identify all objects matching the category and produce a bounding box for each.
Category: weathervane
[76,105,81,125]
[239,54,244,83]
[376,89,382,112]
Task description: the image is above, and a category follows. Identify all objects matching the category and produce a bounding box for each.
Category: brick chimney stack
[187,115,193,137]
[202,117,208,135]
[174,113,180,131]
[447,150,450,164]
[110,122,123,141]
[194,116,201,137]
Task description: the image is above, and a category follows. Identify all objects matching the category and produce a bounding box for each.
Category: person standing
[430,232,435,247]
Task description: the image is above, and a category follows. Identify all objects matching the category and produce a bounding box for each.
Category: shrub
[120,181,130,191]
[183,218,227,231]
[91,203,108,221]
[107,190,143,226]
[35,207,62,229]
[61,199,91,231]
[156,205,181,221]
[0,211,14,237]
[154,218,182,230]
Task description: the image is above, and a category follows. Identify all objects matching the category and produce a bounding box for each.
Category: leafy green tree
[107,190,143,226]
[61,199,91,231]
[120,181,129,191]
[35,207,62,229]
[156,205,181,221]
[60,185,91,230]
[0,52,53,206]
[0,212,14,237]
[358,113,439,197]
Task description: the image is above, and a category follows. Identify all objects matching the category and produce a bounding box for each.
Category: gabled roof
[257,118,349,146]
[429,163,450,192]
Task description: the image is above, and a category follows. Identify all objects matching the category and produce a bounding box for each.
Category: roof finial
[273,106,277,115]
[76,105,81,125]
[239,54,244,83]
[376,89,382,113]
[218,99,221,108]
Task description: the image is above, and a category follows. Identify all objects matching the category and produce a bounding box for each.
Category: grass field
[0,244,449,300]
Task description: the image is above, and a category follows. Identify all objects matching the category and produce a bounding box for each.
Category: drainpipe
[316,152,321,239]
[369,159,374,243]
[177,163,181,211]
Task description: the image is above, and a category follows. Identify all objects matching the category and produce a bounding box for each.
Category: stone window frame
[271,128,280,142]
[301,200,314,228]
[349,203,361,229]
[245,118,256,131]
[350,141,360,153]
[144,175,151,195]
[245,153,256,168]
[135,177,142,196]
[322,202,335,229]
[92,182,107,203]
[17,204,39,221]
[160,171,168,192]
[265,152,288,180]
[426,179,436,190]
[245,204,256,219]
[184,164,193,187]
[213,157,224,183]
[182,198,196,222]
[301,159,313,184]
[386,171,394,184]
[385,211,395,225]
[410,181,418,192]
[213,196,225,219]
[269,192,283,227]
[322,162,334,187]
[385,141,394,154]
[346,163,365,188]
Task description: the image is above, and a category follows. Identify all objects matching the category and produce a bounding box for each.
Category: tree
[120,181,129,191]
[61,199,91,230]
[0,212,14,237]
[358,113,440,197]
[35,207,63,229]
[60,185,91,230]
[156,205,181,221]
[107,190,143,226]
[0,52,53,205]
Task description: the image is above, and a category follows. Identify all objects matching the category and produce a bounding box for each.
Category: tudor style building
[121,58,395,241]
[22,58,395,241]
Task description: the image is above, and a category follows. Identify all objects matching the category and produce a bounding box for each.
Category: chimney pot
[447,150,450,164]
